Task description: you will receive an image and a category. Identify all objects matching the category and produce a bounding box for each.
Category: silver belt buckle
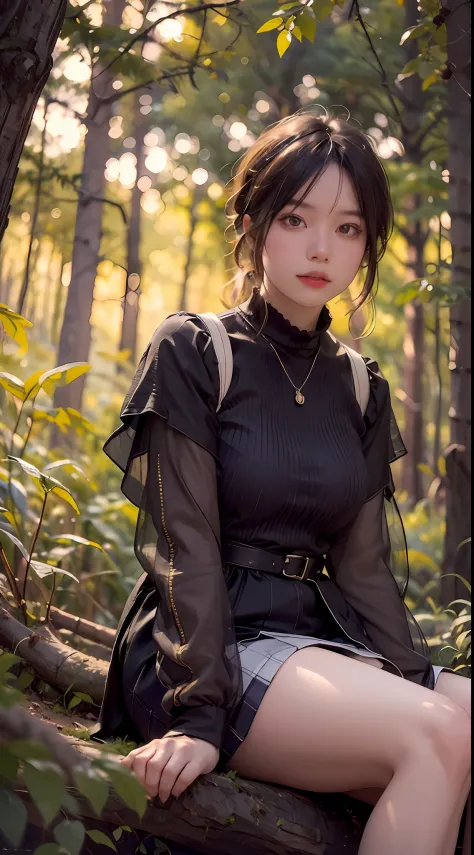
[282,554,310,581]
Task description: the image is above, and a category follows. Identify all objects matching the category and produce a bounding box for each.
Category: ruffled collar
[238,287,333,355]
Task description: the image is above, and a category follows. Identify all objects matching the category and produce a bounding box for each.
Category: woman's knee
[409,694,471,779]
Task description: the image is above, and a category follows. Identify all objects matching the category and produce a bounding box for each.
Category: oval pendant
[295,390,305,405]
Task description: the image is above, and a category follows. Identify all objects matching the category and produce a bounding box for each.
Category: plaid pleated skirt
[122,626,448,770]
[221,633,448,768]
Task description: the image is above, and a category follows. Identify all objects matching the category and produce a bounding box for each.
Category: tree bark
[0,607,108,703]
[399,0,427,507]
[52,0,125,426]
[49,605,116,648]
[441,0,471,605]
[0,0,67,245]
[17,97,49,314]
[118,99,146,368]
[4,719,371,855]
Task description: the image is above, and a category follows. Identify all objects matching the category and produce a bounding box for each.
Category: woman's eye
[339,223,362,237]
[282,215,303,227]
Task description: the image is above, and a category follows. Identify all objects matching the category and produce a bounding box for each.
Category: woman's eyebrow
[287,199,363,217]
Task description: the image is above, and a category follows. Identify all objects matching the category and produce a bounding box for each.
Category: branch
[93,0,244,80]
[49,606,116,649]
[349,0,406,127]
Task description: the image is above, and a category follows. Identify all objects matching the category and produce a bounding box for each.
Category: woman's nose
[308,233,330,262]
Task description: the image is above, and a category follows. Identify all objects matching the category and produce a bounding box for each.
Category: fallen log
[1,704,369,855]
[49,606,116,649]
[57,628,112,662]
[0,606,107,703]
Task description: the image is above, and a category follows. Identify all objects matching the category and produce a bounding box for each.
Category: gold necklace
[238,309,321,406]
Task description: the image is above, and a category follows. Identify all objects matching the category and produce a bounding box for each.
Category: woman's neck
[260,281,323,332]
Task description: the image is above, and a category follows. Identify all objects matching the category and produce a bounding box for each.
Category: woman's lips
[297,275,330,289]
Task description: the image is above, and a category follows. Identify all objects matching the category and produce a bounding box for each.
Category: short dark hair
[224,112,393,333]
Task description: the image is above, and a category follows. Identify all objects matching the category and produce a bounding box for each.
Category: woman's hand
[120,734,219,803]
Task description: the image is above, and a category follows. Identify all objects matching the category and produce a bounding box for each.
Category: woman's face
[244,163,367,313]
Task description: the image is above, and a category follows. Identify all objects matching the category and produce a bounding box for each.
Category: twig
[349,0,406,127]
[93,0,243,80]
[22,493,48,603]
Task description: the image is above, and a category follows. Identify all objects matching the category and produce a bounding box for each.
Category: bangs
[224,113,393,330]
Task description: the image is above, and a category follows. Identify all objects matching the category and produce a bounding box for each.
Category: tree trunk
[2,714,372,855]
[0,0,67,244]
[399,0,427,507]
[178,189,199,312]
[441,0,471,605]
[52,0,125,428]
[17,98,49,314]
[118,100,146,368]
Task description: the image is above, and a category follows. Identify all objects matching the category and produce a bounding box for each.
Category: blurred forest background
[0,1,471,853]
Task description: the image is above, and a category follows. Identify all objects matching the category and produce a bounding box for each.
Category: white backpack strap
[198,312,233,412]
[327,331,370,415]
[342,343,370,415]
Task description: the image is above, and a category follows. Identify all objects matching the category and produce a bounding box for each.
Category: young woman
[92,113,471,855]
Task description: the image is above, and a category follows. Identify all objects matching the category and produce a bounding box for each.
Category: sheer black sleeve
[103,314,242,749]
[326,358,435,689]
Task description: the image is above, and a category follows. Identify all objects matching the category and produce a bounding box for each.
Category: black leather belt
[222,540,325,582]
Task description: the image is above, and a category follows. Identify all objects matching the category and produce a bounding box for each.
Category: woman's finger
[170,760,202,799]
[129,743,173,791]
[120,742,153,766]
[157,754,190,804]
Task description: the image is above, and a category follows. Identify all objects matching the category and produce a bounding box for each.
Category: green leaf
[400,56,421,76]
[67,692,92,711]
[0,652,21,677]
[86,829,117,850]
[417,462,434,477]
[0,528,29,561]
[37,363,90,398]
[0,787,27,847]
[53,819,85,855]
[33,846,64,855]
[33,406,71,433]
[277,29,292,56]
[257,17,283,33]
[0,506,16,527]
[0,304,32,353]
[8,459,80,513]
[433,24,447,47]
[112,827,123,841]
[17,668,35,690]
[24,369,45,400]
[50,534,105,552]
[43,460,89,481]
[292,25,302,41]
[73,767,109,817]
[23,760,65,825]
[407,549,439,573]
[61,792,81,815]
[49,482,80,514]
[0,372,26,400]
[298,7,316,43]
[422,72,438,91]
[313,0,333,19]
[0,748,19,783]
[102,764,147,820]
[30,560,80,584]
[7,455,43,482]
[7,740,51,761]
[400,23,431,45]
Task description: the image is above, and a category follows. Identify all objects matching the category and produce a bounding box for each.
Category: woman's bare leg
[434,672,471,855]
[228,647,471,855]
